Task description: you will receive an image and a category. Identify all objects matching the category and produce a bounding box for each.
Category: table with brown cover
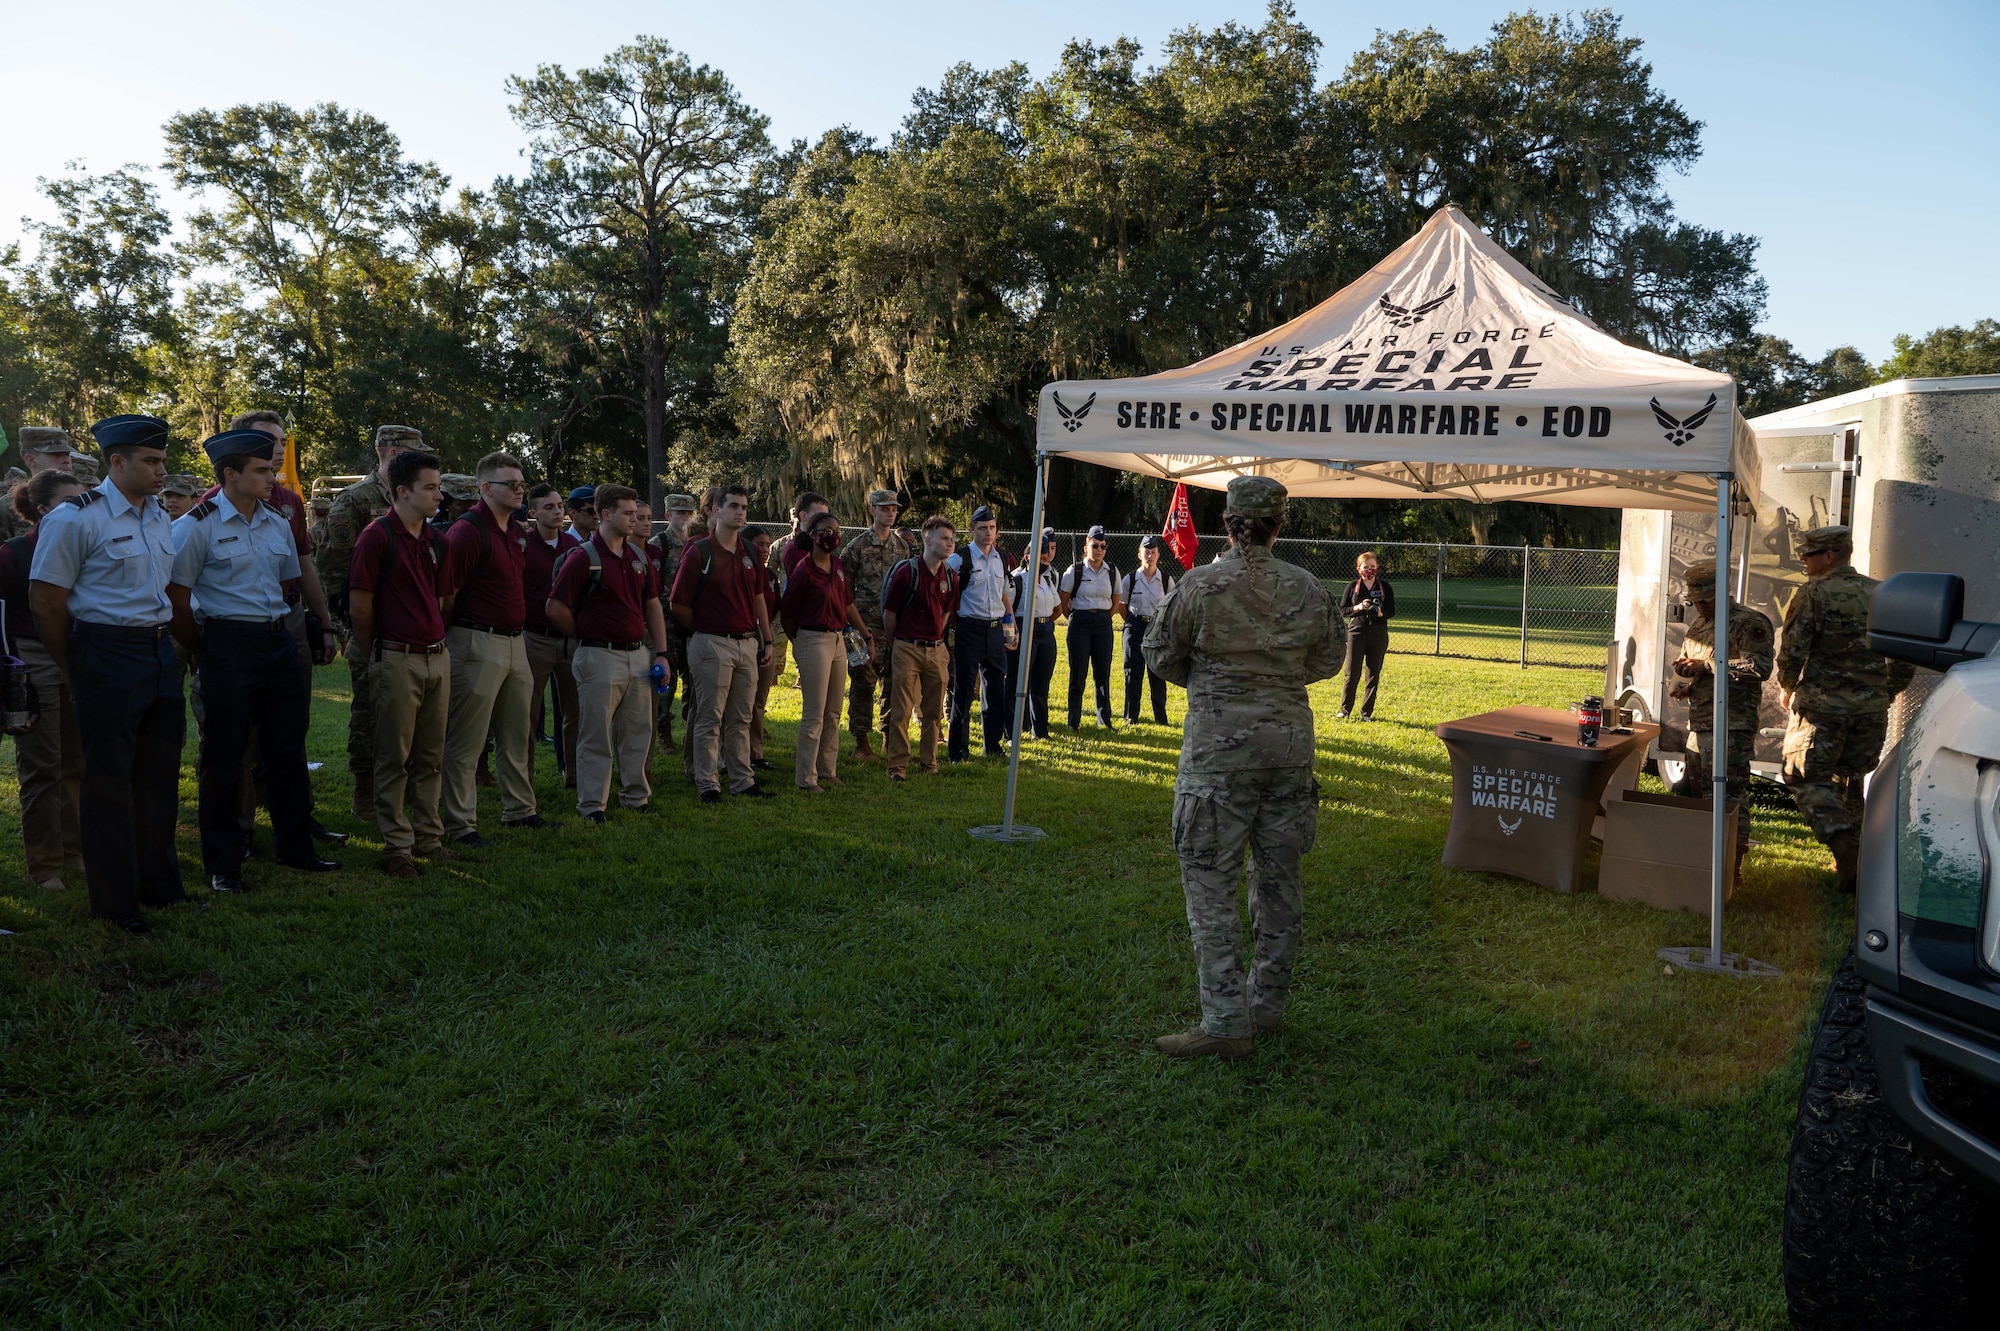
[1435,705,1660,893]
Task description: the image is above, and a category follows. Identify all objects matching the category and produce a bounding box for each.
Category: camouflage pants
[848,645,889,740]
[1687,724,1755,857]
[1171,766,1316,1039]
[1783,709,1887,842]
[658,626,689,748]
[344,636,376,775]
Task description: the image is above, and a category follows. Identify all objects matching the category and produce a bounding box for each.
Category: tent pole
[972,449,1049,844]
[1658,472,1777,977]
[1519,544,1530,668]
[1434,542,1444,655]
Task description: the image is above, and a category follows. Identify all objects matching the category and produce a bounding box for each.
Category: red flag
[1162,483,1198,569]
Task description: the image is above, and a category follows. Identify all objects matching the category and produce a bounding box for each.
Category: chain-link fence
[742,522,1617,670]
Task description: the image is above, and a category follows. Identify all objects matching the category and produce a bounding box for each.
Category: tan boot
[1155,1028,1255,1061]
[853,735,876,762]
[350,772,374,820]
[1829,827,1860,894]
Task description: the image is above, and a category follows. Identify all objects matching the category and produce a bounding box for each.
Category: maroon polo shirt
[0,530,42,642]
[443,506,531,631]
[549,531,657,644]
[781,534,813,578]
[669,533,764,636]
[884,555,956,642]
[349,513,451,645]
[780,555,854,634]
[521,529,579,631]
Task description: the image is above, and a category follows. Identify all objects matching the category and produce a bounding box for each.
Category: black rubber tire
[1783,949,1987,1329]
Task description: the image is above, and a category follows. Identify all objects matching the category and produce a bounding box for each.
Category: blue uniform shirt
[28,478,177,627]
[170,496,301,622]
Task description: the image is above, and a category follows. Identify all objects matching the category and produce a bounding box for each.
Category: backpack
[2,534,32,613]
[951,543,1015,609]
[365,511,447,597]
[1062,559,1119,602]
[553,538,606,614]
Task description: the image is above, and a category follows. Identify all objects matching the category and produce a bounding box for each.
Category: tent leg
[971,451,1049,845]
[1659,473,1778,978]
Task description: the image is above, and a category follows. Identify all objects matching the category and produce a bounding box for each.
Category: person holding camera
[1337,551,1394,721]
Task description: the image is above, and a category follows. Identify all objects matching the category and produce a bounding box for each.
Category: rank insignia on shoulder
[69,490,104,508]
[192,499,220,520]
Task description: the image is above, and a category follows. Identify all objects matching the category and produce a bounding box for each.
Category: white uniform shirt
[1017,565,1061,620]
[1121,567,1172,619]
[952,543,1012,619]
[28,478,176,626]
[170,496,301,621]
[1064,560,1118,612]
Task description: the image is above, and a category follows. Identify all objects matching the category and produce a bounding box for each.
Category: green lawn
[0,651,1842,1328]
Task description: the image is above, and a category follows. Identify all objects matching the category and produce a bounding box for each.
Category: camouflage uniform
[839,497,914,746]
[1143,477,1342,1043]
[316,426,424,787]
[1673,561,1774,860]
[1776,525,1913,844]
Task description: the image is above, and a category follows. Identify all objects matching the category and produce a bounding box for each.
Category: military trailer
[1609,373,2000,784]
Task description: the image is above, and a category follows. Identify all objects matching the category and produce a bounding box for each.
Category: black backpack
[366,512,447,591]
[953,543,1015,608]
[1061,559,1119,601]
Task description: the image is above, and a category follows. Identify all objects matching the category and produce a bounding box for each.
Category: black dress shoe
[629,803,655,814]
[698,790,722,805]
[210,874,248,894]
[750,758,776,772]
[310,820,350,844]
[278,856,341,873]
[740,784,779,799]
[582,810,608,823]
[119,918,150,935]
[453,832,491,849]
[501,814,556,829]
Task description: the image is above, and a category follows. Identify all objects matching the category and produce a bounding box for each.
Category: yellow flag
[280,433,304,497]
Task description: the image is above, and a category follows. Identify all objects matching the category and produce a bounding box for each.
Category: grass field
[0,651,1842,1328]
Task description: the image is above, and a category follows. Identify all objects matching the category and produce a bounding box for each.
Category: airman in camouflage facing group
[1669,559,1774,872]
[1143,476,1343,1060]
[1775,524,1913,891]
[316,425,426,816]
[839,489,914,761]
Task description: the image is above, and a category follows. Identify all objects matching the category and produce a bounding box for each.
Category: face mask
[815,529,840,551]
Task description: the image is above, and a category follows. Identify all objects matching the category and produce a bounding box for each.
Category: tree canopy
[0,6,1978,546]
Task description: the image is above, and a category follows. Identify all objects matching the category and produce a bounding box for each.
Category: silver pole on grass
[972,449,1049,845]
[1434,542,1444,656]
[1659,472,1778,978]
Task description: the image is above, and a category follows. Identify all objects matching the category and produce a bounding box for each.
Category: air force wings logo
[1498,814,1523,836]
[1378,283,1458,329]
[1052,390,1096,434]
[1649,393,1718,446]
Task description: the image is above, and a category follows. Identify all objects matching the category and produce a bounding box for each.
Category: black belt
[579,638,643,651]
[898,637,944,648]
[797,626,841,634]
[452,620,524,637]
[525,625,570,639]
[1126,613,1152,624]
[377,639,447,657]
[206,616,290,630]
[959,615,1003,628]
[1072,606,1112,616]
[1033,616,1053,625]
[74,621,170,639]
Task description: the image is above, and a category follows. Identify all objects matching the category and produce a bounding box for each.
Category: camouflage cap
[374,424,424,450]
[866,488,902,508]
[4,467,26,485]
[439,472,478,501]
[1223,475,1287,517]
[1682,560,1718,592]
[665,493,697,512]
[71,452,100,479]
[1796,523,1852,557]
[19,426,72,455]
[161,473,204,497]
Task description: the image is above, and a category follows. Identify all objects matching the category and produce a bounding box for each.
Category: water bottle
[844,627,871,669]
[650,659,668,696]
[1576,696,1602,748]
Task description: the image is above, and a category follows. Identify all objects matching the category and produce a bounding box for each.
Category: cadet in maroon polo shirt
[347,450,455,877]
[669,484,776,803]
[881,515,959,780]
[439,451,549,846]
[546,483,668,822]
[522,483,582,787]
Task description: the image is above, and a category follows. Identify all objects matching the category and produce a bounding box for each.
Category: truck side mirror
[1870,572,2000,670]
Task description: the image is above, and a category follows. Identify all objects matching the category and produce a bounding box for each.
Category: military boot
[350,772,374,820]
[853,734,876,762]
[1828,827,1860,895]
[1155,1028,1255,1061]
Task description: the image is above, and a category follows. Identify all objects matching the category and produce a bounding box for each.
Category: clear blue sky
[5,0,1995,362]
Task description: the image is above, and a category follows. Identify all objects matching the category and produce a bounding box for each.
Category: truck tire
[1783,949,1987,1329]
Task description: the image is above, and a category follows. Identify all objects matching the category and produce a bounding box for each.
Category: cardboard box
[1598,789,1740,915]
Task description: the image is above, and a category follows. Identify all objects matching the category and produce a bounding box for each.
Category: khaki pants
[370,649,450,855]
[572,644,653,814]
[442,626,537,836]
[14,638,83,881]
[752,635,784,760]
[792,630,846,788]
[689,632,758,793]
[526,630,579,783]
[886,640,948,776]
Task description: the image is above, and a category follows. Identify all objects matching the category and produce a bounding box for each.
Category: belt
[378,639,446,656]
[898,636,944,648]
[74,621,171,639]
[452,620,524,637]
[959,615,1003,628]
[1033,616,1054,625]
[1072,606,1112,615]
[206,616,290,629]
[580,638,643,651]
[525,625,571,639]
[797,626,841,634]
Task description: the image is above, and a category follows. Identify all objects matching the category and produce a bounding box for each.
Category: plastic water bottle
[650,660,668,696]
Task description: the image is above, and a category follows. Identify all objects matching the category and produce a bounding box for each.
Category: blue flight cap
[566,485,598,506]
[199,429,277,466]
[971,505,996,524]
[90,414,171,450]
[1040,527,1056,544]
[1086,524,1108,541]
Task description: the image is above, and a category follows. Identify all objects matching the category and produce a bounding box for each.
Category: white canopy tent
[981,205,1772,977]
